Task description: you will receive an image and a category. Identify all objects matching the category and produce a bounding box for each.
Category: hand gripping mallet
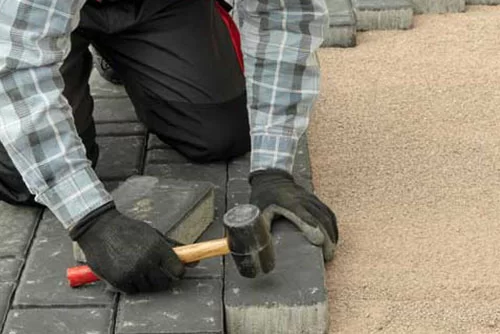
[67,204,275,287]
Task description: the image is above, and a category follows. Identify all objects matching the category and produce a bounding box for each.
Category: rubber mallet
[67,204,275,287]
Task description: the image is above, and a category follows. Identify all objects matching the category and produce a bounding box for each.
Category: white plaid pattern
[0,0,112,229]
[236,0,329,173]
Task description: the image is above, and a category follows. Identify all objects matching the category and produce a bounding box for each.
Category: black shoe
[91,47,123,85]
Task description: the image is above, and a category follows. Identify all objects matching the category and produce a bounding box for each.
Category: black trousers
[0,0,250,205]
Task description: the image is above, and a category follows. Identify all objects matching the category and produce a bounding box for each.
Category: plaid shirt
[0,0,328,229]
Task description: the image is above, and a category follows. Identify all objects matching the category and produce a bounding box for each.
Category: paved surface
[0,67,326,332]
[311,5,500,333]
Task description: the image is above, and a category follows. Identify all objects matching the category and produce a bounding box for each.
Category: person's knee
[183,95,250,162]
[186,126,250,163]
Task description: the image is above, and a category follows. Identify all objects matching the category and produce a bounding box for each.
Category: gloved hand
[69,202,185,294]
[249,169,339,261]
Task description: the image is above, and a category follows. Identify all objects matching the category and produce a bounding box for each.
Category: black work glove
[69,202,185,294]
[249,169,339,261]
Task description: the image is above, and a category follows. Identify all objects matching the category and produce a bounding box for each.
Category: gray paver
[409,0,465,13]
[93,98,138,123]
[2,308,112,334]
[224,220,328,334]
[0,259,23,283]
[116,279,223,334]
[323,0,357,47]
[112,176,215,245]
[466,0,500,3]
[96,122,146,136]
[0,283,14,328]
[145,164,227,190]
[13,211,114,307]
[95,136,144,180]
[146,149,191,165]
[0,202,40,257]
[353,0,413,31]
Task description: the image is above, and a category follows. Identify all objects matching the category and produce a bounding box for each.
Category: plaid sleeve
[236,0,328,173]
[0,0,112,229]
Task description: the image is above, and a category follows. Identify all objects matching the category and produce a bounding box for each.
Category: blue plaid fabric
[0,0,112,229]
[236,0,329,173]
[0,0,328,228]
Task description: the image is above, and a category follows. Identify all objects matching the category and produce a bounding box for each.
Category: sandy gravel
[309,6,500,333]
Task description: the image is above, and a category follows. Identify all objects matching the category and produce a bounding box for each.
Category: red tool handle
[67,265,100,287]
[67,238,230,287]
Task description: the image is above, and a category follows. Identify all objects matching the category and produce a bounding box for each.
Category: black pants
[0,0,250,205]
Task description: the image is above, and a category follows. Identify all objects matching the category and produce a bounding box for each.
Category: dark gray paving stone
[145,164,227,190]
[146,149,191,164]
[96,122,145,136]
[224,220,328,334]
[323,0,357,47]
[353,0,413,31]
[13,211,114,307]
[184,219,224,279]
[0,259,23,282]
[409,0,465,13]
[113,176,215,245]
[95,136,144,180]
[227,191,250,210]
[90,68,128,98]
[116,279,223,334]
[73,176,216,262]
[0,202,40,257]
[466,0,500,3]
[355,0,413,10]
[93,98,137,123]
[0,283,14,327]
[2,308,112,334]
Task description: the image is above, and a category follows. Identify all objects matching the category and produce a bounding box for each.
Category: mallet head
[223,204,275,278]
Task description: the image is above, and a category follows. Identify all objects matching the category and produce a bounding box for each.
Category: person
[0,0,338,294]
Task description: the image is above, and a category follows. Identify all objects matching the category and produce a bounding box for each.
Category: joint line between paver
[138,132,150,176]
[109,293,120,334]
[0,208,44,334]
[11,303,112,310]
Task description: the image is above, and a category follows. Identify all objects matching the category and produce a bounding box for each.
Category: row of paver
[324,0,500,48]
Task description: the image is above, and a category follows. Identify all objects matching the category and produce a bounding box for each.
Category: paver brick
[95,136,144,180]
[145,164,227,190]
[2,308,112,334]
[0,283,14,329]
[112,176,215,245]
[409,0,465,13]
[323,0,357,47]
[224,220,329,334]
[0,259,23,283]
[13,211,114,307]
[116,279,223,334]
[96,122,146,136]
[146,149,191,165]
[93,98,138,123]
[354,0,414,31]
[0,202,40,257]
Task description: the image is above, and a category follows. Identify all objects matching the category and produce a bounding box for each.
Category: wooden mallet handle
[67,238,230,288]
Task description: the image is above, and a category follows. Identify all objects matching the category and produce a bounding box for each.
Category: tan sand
[310,6,500,333]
